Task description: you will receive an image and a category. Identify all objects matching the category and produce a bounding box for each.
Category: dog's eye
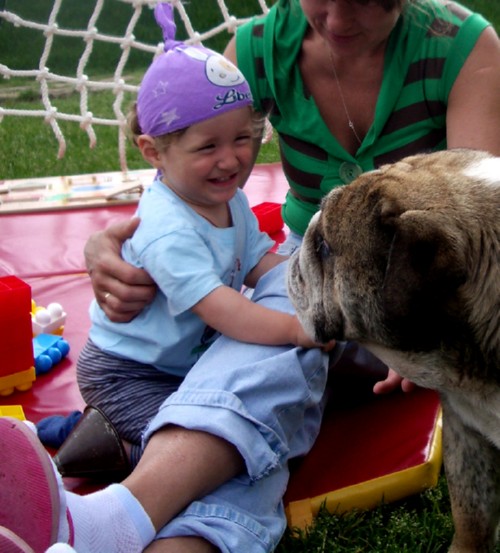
[315,233,331,260]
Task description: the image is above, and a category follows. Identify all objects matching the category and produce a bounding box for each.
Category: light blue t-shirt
[89,179,274,376]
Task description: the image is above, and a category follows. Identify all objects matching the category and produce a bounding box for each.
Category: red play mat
[0,163,441,528]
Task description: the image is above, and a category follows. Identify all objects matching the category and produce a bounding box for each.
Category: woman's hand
[372,368,416,395]
[84,218,156,322]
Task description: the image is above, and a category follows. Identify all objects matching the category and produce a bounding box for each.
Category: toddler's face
[158,107,255,210]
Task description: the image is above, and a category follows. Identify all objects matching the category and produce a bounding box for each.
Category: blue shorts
[143,234,331,551]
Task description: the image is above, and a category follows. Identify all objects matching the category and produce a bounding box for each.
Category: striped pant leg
[76,339,183,447]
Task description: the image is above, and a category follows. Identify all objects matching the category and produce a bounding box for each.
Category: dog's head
[288,149,499,377]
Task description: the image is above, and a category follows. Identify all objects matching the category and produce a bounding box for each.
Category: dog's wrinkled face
[288,149,499,364]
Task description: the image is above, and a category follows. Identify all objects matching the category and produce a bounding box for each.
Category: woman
[2,1,500,552]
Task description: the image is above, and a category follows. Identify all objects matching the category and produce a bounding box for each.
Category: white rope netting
[0,0,272,173]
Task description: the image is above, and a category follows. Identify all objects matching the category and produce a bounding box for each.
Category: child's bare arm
[244,252,288,289]
[191,285,333,350]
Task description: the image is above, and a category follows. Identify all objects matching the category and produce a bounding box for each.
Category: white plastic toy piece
[32,301,67,336]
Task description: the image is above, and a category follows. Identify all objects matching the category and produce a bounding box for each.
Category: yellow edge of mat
[286,408,443,529]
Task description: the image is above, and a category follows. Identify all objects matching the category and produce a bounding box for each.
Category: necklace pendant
[328,49,362,146]
[349,121,362,145]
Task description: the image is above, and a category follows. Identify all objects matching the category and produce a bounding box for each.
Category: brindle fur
[288,149,500,552]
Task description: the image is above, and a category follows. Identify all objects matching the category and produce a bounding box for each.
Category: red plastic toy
[0,276,36,396]
[251,202,284,235]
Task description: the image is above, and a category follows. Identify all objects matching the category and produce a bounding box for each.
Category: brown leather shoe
[53,405,131,481]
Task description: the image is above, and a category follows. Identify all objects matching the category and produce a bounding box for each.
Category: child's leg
[53,340,184,478]
[144,536,219,553]
[76,339,183,469]
[150,449,290,553]
[77,339,183,449]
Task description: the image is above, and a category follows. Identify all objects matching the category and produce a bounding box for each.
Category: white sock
[58,484,156,553]
[46,545,77,553]
[21,420,155,552]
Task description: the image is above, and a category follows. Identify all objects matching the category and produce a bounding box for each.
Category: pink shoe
[0,525,34,553]
[0,417,60,552]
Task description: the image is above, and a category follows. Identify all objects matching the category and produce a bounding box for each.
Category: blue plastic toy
[33,334,70,375]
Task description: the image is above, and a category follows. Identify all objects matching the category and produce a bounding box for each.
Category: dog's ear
[379,200,467,349]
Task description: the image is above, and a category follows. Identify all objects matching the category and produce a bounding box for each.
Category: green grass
[0,0,497,180]
[279,474,500,552]
[0,0,279,179]
[1,1,499,551]
[0,0,278,179]
[0,86,280,179]
[278,476,457,553]
[0,0,267,73]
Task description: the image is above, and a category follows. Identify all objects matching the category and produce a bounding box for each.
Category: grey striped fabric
[77,339,184,447]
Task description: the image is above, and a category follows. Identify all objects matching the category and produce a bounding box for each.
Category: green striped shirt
[236,0,490,235]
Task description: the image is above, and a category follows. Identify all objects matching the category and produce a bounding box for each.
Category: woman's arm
[84,218,156,322]
[223,36,237,65]
[192,285,332,350]
[446,26,500,155]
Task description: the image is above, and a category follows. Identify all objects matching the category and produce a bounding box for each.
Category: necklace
[328,50,363,146]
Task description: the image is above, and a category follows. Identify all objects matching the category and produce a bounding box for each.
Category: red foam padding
[285,387,440,503]
[0,163,441,505]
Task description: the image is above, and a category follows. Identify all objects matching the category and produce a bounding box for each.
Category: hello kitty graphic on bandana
[137,2,253,137]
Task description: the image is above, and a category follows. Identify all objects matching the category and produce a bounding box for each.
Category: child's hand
[293,316,336,351]
[320,339,336,352]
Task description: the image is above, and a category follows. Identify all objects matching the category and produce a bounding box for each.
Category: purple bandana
[137,2,253,136]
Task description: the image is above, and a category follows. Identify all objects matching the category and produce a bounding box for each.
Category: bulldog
[287,149,500,553]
